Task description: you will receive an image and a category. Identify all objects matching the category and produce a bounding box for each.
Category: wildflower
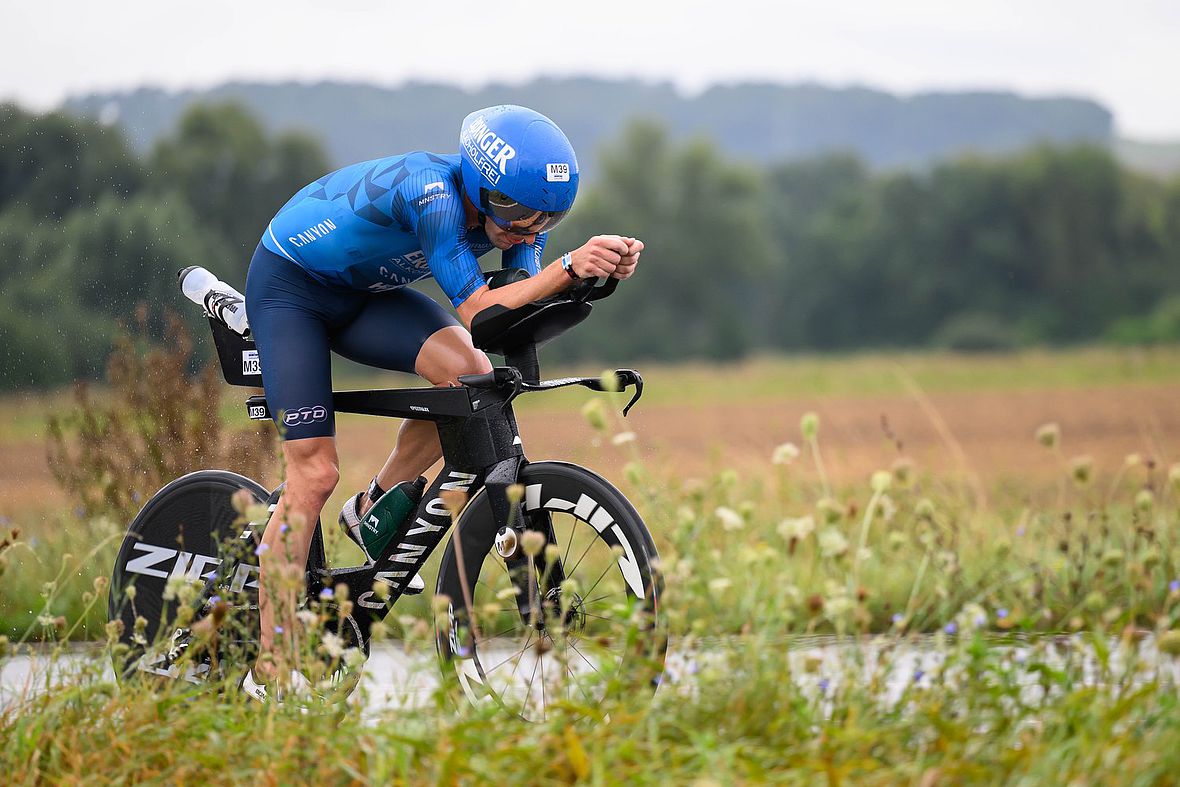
[913,669,925,683]
[718,469,739,487]
[343,648,366,669]
[873,495,897,523]
[1135,489,1155,512]
[870,470,892,494]
[1169,580,1180,594]
[254,543,270,556]
[125,585,137,601]
[370,621,388,641]
[772,442,800,465]
[892,613,906,628]
[543,543,561,564]
[279,523,289,534]
[915,498,935,521]
[1125,453,1142,468]
[818,527,849,559]
[800,412,820,441]
[581,399,607,432]
[104,620,124,642]
[1101,549,1125,567]
[708,578,732,593]
[599,370,621,392]
[505,483,524,504]
[1084,591,1106,612]
[777,515,815,542]
[521,529,547,557]
[677,506,695,526]
[888,531,908,551]
[334,584,350,601]
[274,626,284,635]
[611,431,636,446]
[319,587,334,600]
[162,575,187,602]
[1169,464,1180,492]
[1070,455,1093,486]
[322,632,345,658]
[296,610,319,627]
[997,608,1009,619]
[817,678,830,693]
[231,488,255,514]
[371,580,391,600]
[1035,423,1060,449]
[944,622,958,635]
[92,576,108,593]
[624,462,644,487]
[816,498,843,523]
[715,506,745,531]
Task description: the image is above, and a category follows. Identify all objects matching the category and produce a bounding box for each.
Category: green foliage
[149,102,329,272]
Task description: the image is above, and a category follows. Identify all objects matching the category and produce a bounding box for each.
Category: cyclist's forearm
[455,259,572,327]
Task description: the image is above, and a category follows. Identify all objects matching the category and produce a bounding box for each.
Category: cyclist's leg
[332,288,491,509]
[245,245,353,679]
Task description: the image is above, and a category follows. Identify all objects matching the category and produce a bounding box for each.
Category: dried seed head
[1136,489,1155,512]
[800,412,820,441]
[599,370,621,393]
[1070,455,1093,486]
[581,399,608,432]
[505,484,524,505]
[521,529,547,557]
[870,470,892,494]
[1035,422,1060,449]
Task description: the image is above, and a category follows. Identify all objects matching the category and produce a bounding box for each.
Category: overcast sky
[7,0,1179,138]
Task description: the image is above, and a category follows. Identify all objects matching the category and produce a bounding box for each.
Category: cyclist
[240,105,643,700]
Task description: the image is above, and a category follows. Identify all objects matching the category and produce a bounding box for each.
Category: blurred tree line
[2,103,1179,390]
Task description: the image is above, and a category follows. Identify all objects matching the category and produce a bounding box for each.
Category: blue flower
[997,608,1009,619]
[913,669,924,682]
[818,678,830,693]
[1015,527,1026,537]
[274,625,284,634]
[279,523,289,534]
[1170,580,1180,593]
[319,588,334,599]
[254,543,270,555]
[892,613,904,625]
[209,595,221,604]
[944,622,958,635]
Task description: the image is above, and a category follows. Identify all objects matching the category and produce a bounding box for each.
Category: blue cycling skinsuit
[245,151,546,441]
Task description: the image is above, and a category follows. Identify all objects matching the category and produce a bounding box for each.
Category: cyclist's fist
[570,235,631,279]
[614,237,643,280]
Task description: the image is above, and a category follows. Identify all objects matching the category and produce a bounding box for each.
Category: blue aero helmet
[459,105,579,235]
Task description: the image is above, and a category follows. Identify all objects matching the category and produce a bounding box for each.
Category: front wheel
[435,461,666,720]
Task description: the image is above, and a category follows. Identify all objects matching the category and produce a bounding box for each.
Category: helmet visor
[481,188,570,235]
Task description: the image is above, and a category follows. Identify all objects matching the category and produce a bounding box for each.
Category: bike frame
[236,333,642,646]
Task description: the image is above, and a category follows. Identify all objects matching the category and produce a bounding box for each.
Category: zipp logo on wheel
[282,405,328,427]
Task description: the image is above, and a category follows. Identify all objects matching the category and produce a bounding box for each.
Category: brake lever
[613,369,644,416]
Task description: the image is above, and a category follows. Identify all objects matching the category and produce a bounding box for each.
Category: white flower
[296,610,319,628]
[708,578,733,593]
[818,527,849,558]
[611,431,637,446]
[322,632,346,659]
[772,442,800,465]
[777,515,816,541]
[715,506,745,531]
[343,648,366,668]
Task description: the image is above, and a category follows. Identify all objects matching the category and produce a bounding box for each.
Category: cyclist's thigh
[331,287,460,373]
[245,245,343,440]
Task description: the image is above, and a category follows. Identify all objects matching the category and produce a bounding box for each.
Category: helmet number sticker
[546,163,570,182]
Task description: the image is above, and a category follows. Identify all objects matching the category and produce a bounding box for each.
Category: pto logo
[282,406,328,427]
[462,115,516,186]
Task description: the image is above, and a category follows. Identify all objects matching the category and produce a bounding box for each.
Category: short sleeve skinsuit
[245,152,546,440]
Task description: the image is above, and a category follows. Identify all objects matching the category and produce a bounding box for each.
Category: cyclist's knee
[417,327,492,385]
[283,441,340,508]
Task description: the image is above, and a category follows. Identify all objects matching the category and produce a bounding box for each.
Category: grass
[5,349,1180,782]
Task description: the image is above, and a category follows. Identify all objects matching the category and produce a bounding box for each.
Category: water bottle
[178,266,251,337]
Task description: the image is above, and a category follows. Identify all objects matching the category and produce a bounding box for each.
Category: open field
[6,345,1180,525]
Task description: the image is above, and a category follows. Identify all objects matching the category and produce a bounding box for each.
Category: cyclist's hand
[614,237,644,280]
[570,235,630,279]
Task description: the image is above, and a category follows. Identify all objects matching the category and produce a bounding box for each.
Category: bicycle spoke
[521,651,541,714]
[476,624,522,647]
[567,640,603,676]
[581,560,618,604]
[561,515,578,567]
[567,532,600,578]
[486,631,534,675]
[539,641,548,718]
